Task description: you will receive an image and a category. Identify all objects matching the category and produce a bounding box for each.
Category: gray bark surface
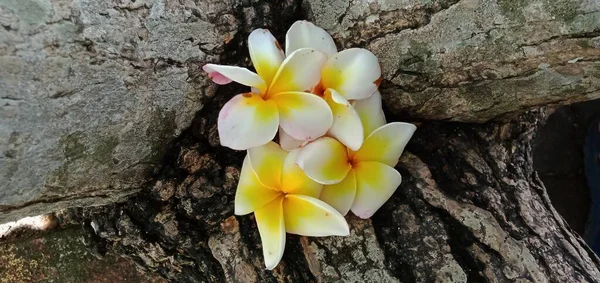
[1,0,600,282]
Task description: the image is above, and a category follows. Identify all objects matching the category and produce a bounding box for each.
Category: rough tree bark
[2,0,600,282]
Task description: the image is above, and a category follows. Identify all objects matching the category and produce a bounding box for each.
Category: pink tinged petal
[268,49,327,96]
[248,141,288,190]
[320,169,357,216]
[254,197,286,270]
[285,20,337,57]
[324,89,364,151]
[351,162,402,219]
[296,137,351,185]
[283,195,349,236]
[218,93,279,150]
[235,156,283,215]
[203,64,267,93]
[321,48,382,100]
[248,29,285,87]
[354,122,417,167]
[272,91,333,142]
[352,90,386,137]
[281,148,323,198]
[279,127,305,151]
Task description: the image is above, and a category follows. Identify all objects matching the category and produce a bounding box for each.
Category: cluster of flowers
[203,21,416,270]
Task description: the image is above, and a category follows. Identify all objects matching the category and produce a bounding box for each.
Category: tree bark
[71,107,600,282]
[3,0,600,282]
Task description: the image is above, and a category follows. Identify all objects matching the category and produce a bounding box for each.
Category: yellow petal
[351,162,402,219]
[272,91,333,142]
[296,137,351,185]
[281,148,322,198]
[283,195,349,236]
[255,197,286,270]
[268,49,327,96]
[352,90,386,137]
[203,64,267,94]
[248,141,287,190]
[321,48,381,100]
[218,93,279,150]
[285,20,337,57]
[248,29,285,87]
[353,122,417,167]
[320,169,357,216]
[324,89,363,151]
[235,156,282,215]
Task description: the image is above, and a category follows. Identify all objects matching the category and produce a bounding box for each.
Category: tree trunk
[2,0,600,282]
[75,108,600,282]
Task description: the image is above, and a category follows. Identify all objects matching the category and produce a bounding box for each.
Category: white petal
[283,195,349,236]
[295,137,351,185]
[354,122,417,167]
[268,49,327,96]
[248,141,288,190]
[279,127,305,151]
[352,90,386,137]
[218,93,279,150]
[325,89,364,151]
[248,29,285,86]
[321,48,381,100]
[235,156,282,215]
[272,91,332,142]
[320,169,357,216]
[285,21,337,57]
[203,64,267,93]
[351,162,402,219]
[254,197,286,270]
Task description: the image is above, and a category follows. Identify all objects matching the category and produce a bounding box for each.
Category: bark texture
[75,108,600,282]
[1,0,599,223]
[2,0,600,282]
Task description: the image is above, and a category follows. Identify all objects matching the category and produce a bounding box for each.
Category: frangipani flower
[235,142,349,270]
[204,29,333,150]
[281,21,382,151]
[295,103,416,218]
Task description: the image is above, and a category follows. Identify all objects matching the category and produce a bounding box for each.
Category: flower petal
[285,20,337,57]
[321,48,381,100]
[351,162,402,219]
[325,89,364,151]
[248,141,288,190]
[352,90,386,137]
[283,195,349,236]
[296,137,351,185]
[254,197,286,270]
[235,156,282,215]
[218,93,279,150]
[268,49,327,96]
[320,169,357,216]
[281,148,322,198]
[203,64,267,93]
[248,29,285,87]
[272,91,333,142]
[354,122,417,167]
[278,127,305,151]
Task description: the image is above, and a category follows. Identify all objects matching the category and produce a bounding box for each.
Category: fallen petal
[203,64,267,93]
[286,20,337,57]
[321,48,381,100]
[283,194,349,236]
[272,91,333,142]
[248,29,285,87]
[255,197,286,270]
[352,90,386,137]
[325,89,364,151]
[320,169,357,216]
[351,162,402,219]
[235,156,283,215]
[281,148,322,198]
[296,137,351,185]
[354,122,417,167]
[248,141,287,191]
[268,49,327,97]
[218,93,279,150]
